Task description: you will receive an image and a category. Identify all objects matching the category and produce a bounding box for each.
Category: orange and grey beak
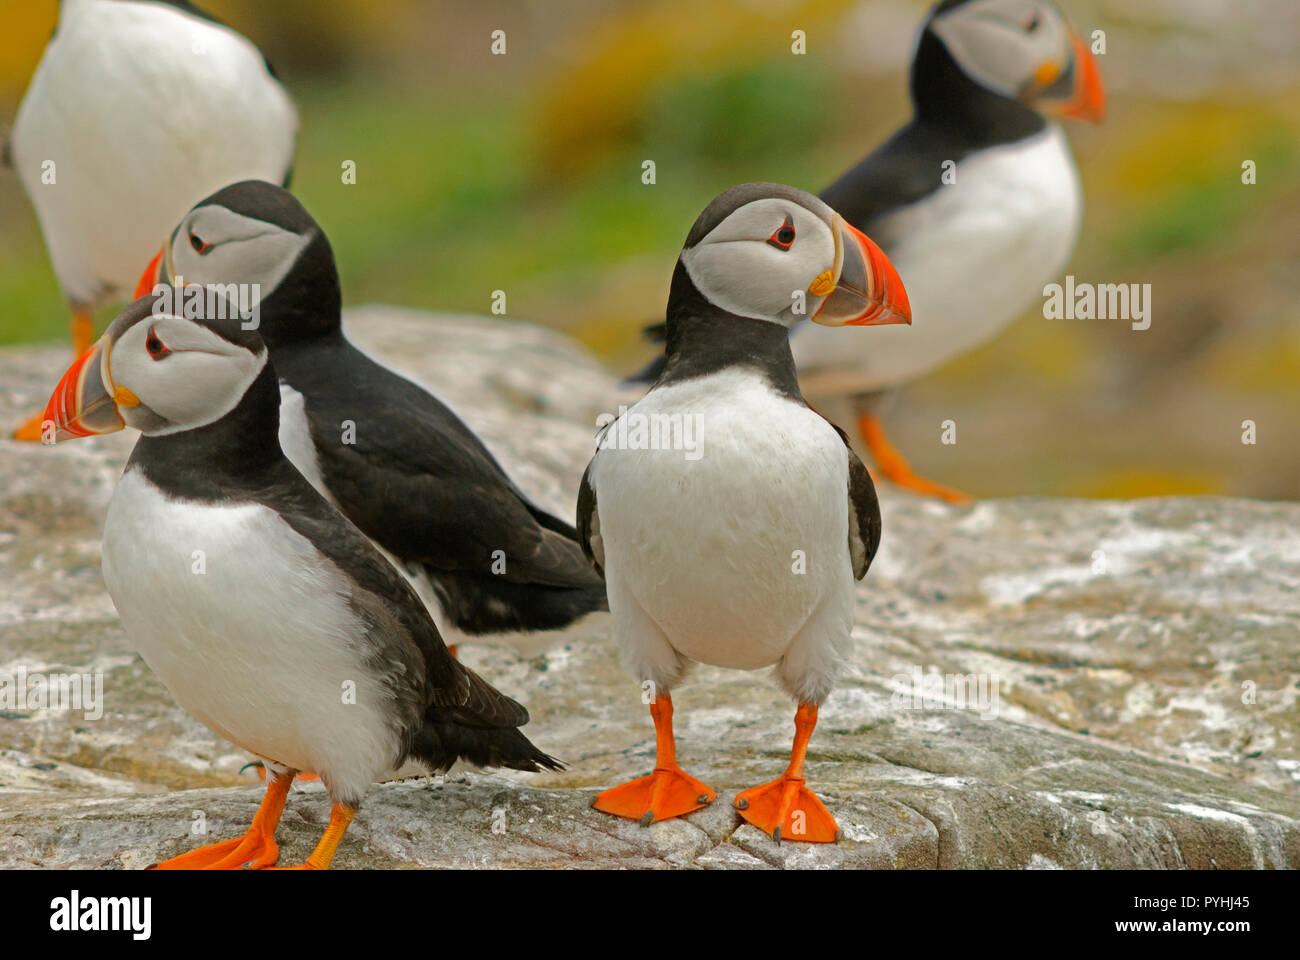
[42,335,126,443]
[1040,29,1105,123]
[134,245,166,300]
[810,215,911,328]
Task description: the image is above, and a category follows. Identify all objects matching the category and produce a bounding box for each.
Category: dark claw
[772,827,782,843]
[735,797,748,810]
[639,810,654,827]
[698,794,711,804]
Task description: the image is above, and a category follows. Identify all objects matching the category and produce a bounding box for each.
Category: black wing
[819,119,969,241]
[575,456,604,579]
[300,343,601,593]
[261,464,529,729]
[270,473,561,776]
[825,423,881,580]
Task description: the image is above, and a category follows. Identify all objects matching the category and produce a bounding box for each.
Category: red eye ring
[189,233,210,255]
[145,327,171,360]
[767,216,796,251]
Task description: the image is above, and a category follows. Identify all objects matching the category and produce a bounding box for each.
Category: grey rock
[1,307,1298,869]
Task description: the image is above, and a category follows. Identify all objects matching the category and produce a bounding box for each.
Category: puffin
[7,0,296,441]
[629,0,1104,502]
[40,294,562,869]
[578,183,910,842]
[134,181,608,658]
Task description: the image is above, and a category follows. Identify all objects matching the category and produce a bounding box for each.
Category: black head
[911,0,1105,134]
[669,182,910,331]
[137,180,343,350]
[43,292,274,442]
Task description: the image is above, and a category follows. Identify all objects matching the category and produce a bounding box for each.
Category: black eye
[146,328,171,360]
[767,216,796,251]
[190,233,209,254]
[1024,13,1040,31]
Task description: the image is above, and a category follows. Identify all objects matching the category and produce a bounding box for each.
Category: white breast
[792,124,1082,398]
[277,383,332,502]
[101,468,408,801]
[590,370,856,678]
[10,0,297,308]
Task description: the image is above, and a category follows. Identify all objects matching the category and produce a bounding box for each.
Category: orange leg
[734,703,840,843]
[268,803,356,870]
[593,692,716,825]
[14,311,95,442]
[151,773,291,870]
[858,413,971,504]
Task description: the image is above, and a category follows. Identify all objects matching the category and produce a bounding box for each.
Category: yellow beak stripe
[808,270,835,297]
[1034,60,1062,86]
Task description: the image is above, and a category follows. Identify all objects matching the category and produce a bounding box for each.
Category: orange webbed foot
[593,691,715,825]
[883,469,972,504]
[593,764,716,825]
[735,775,840,843]
[735,702,840,843]
[13,411,48,443]
[150,830,280,870]
[150,773,291,869]
[150,836,245,870]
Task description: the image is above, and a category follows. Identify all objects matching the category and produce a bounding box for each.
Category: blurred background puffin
[5,0,296,440]
[631,0,1104,502]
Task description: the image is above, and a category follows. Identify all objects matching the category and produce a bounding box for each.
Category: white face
[930,0,1072,100]
[106,314,267,436]
[167,204,313,307]
[681,197,837,325]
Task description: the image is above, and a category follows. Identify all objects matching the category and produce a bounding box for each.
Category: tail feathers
[620,320,669,387]
[426,566,607,636]
[412,720,564,774]
[622,351,667,387]
[524,499,580,541]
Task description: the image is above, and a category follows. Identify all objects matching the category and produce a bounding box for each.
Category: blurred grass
[1117,133,1299,263]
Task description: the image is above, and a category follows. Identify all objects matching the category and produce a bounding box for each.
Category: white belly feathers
[591,369,856,685]
[101,467,406,801]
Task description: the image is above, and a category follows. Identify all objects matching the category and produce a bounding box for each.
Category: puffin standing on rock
[41,295,561,869]
[631,0,1104,502]
[579,183,909,842]
[134,181,608,657]
[7,0,297,441]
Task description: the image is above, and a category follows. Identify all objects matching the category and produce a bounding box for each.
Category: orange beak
[811,216,911,328]
[134,246,166,300]
[1045,30,1106,123]
[43,335,125,443]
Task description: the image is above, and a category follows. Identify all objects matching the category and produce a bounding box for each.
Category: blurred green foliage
[1119,135,1299,263]
[641,61,836,168]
